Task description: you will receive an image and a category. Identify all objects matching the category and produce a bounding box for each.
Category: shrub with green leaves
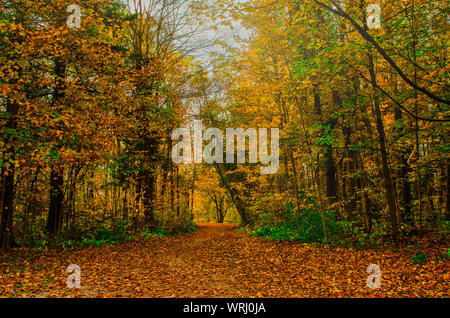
[252,206,339,243]
[80,224,135,247]
[411,252,427,265]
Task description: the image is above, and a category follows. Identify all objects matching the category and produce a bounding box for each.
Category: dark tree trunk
[400,155,413,224]
[314,86,338,204]
[46,58,66,236]
[367,52,399,243]
[142,136,158,228]
[0,98,19,251]
[213,163,248,225]
[213,195,227,223]
[393,99,413,225]
[0,168,15,251]
[325,146,337,203]
[143,173,156,227]
[342,122,357,219]
[46,168,64,235]
[446,160,450,221]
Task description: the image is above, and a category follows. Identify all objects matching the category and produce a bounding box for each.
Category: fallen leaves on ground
[0,224,448,298]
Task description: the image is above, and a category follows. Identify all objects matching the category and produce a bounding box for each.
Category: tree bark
[213,163,248,225]
[367,51,399,243]
[46,168,64,235]
[0,100,17,250]
[313,86,338,204]
[46,58,66,236]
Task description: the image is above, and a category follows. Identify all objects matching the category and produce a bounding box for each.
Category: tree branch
[311,0,450,105]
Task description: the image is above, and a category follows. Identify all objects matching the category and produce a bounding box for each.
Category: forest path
[0,224,448,297]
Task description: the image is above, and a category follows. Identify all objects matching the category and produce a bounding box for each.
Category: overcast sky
[123,0,251,63]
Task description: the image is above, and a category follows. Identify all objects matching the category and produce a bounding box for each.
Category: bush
[411,252,427,265]
[142,227,169,238]
[153,205,197,236]
[79,222,135,247]
[184,213,197,234]
[252,207,339,243]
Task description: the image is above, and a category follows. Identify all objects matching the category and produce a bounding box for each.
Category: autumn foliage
[0,0,448,299]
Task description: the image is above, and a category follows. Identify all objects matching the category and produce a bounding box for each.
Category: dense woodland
[0,0,449,254]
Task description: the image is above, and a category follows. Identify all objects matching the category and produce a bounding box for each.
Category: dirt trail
[0,224,448,298]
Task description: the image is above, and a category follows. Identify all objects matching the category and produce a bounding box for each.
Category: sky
[122,0,251,63]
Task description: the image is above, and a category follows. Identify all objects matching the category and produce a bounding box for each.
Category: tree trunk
[314,86,338,204]
[393,103,413,225]
[46,168,65,235]
[1,97,20,251]
[0,165,15,251]
[142,136,158,228]
[367,51,399,243]
[213,163,248,225]
[446,160,450,221]
[46,58,66,236]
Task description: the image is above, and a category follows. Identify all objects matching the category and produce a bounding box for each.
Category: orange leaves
[1,225,448,298]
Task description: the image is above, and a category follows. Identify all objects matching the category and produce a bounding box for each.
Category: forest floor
[0,224,448,298]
